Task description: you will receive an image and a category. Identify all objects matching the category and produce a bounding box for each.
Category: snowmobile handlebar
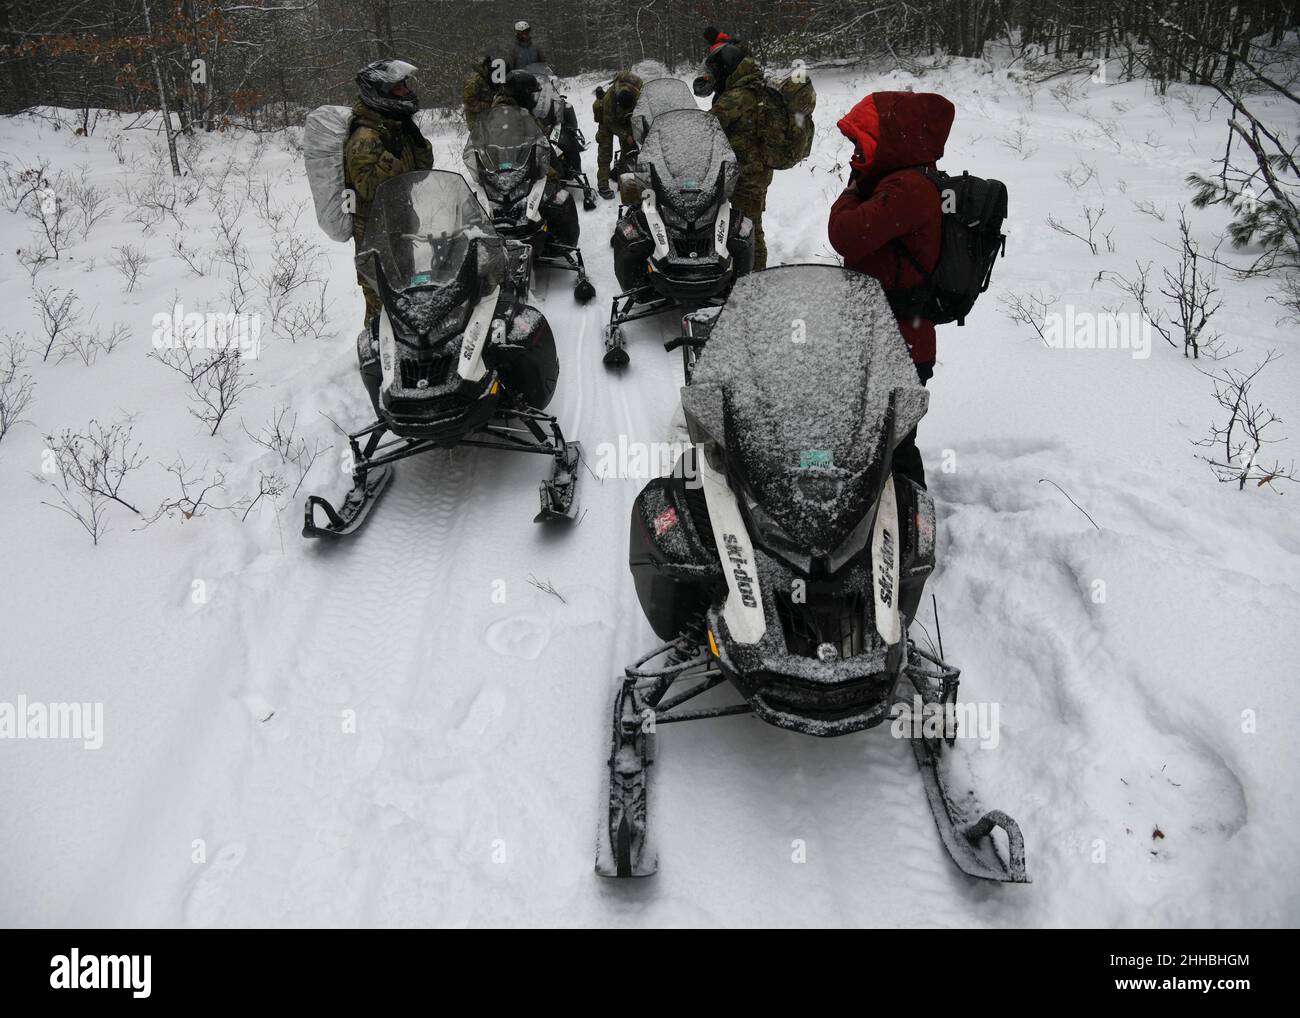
[663,335,707,352]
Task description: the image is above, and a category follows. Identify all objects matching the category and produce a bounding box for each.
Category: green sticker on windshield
[681,178,700,191]
[498,161,514,171]
[409,272,432,286]
[800,449,833,469]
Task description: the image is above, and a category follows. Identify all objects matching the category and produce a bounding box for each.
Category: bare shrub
[40,418,146,545]
[170,232,214,276]
[1046,204,1114,255]
[142,456,243,524]
[32,286,81,362]
[109,243,150,292]
[1103,212,1228,359]
[1193,351,1297,490]
[65,167,112,240]
[242,406,325,497]
[262,231,325,325]
[998,289,1061,345]
[0,336,36,445]
[153,344,252,435]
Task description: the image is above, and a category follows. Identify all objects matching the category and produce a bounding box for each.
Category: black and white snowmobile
[525,63,597,211]
[604,108,755,367]
[303,169,581,539]
[463,105,595,303]
[597,265,1028,884]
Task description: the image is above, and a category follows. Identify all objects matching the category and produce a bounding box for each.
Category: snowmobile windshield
[631,78,699,145]
[464,106,550,202]
[685,266,929,559]
[638,109,737,223]
[522,63,561,125]
[357,170,506,336]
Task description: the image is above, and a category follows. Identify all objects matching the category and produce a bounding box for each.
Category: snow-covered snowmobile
[597,265,1028,884]
[524,63,597,211]
[463,105,595,303]
[609,77,701,188]
[630,76,699,149]
[303,169,581,539]
[604,108,755,367]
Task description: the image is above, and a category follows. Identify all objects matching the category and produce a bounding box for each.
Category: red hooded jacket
[828,91,955,364]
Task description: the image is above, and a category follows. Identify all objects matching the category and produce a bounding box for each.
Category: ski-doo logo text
[723,533,758,608]
[151,303,262,358]
[877,529,895,607]
[50,949,150,998]
[0,696,103,749]
[890,697,1001,749]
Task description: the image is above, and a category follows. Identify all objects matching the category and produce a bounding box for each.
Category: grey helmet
[356,59,420,116]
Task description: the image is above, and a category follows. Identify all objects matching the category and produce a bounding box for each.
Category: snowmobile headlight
[431,298,471,341]
[658,200,687,230]
[743,495,812,572]
[827,503,877,574]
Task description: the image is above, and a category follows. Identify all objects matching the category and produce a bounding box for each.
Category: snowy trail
[3,61,1299,928]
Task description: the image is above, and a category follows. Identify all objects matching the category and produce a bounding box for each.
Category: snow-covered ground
[1,58,1298,927]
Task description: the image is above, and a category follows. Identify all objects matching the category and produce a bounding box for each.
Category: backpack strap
[889,166,942,286]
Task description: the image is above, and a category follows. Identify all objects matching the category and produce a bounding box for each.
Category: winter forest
[1,0,1298,937]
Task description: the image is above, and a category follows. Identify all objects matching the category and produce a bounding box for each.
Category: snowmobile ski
[595,678,656,877]
[911,737,1029,883]
[302,463,392,539]
[535,441,583,523]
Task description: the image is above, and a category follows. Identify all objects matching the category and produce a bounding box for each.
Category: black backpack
[887,168,1007,327]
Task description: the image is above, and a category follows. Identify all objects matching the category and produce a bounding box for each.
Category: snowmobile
[607,77,701,189]
[524,63,597,211]
[604,108,755,367]
[303,169,581,539]
[597,264,1028,884]
[463,105,595,302]
[630,76,699,150]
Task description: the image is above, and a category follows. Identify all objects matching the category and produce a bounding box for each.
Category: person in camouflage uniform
[592,71,643,197]
[705,45,774,269]
[343,59,434,326]
[462,55,501,132]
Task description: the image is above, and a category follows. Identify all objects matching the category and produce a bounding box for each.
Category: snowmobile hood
[684,265,928,556]
[356,170,506,338]
[631,78,700,144]
[463,105,551,194]
[637,108,738,220]
[838,91,954,183]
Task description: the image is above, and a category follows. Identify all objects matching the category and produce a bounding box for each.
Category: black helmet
[504,69,540,110]
[356,58,419,116]
[705,43,745,88]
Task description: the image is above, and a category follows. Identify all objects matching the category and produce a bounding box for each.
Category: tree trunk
[140,0,181,176]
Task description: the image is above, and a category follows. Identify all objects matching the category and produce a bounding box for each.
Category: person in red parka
[827,90,956,489]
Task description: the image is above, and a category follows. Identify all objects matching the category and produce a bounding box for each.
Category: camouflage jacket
[462,66,497,130]
[343,98,434,237]
[594,71,644,135]
[709,57,773,185]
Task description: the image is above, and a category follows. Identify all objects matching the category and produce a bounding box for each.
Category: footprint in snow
[183,841,246,928]
[484,615,549,660]
[459,688,507,736]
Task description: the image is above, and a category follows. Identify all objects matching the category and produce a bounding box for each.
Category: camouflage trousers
[596,126,635,190]
[354,221,381,326]
[731,167,774,270]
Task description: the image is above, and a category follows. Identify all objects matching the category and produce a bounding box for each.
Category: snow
[690,265,926,550]
[1,56,1298,928]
